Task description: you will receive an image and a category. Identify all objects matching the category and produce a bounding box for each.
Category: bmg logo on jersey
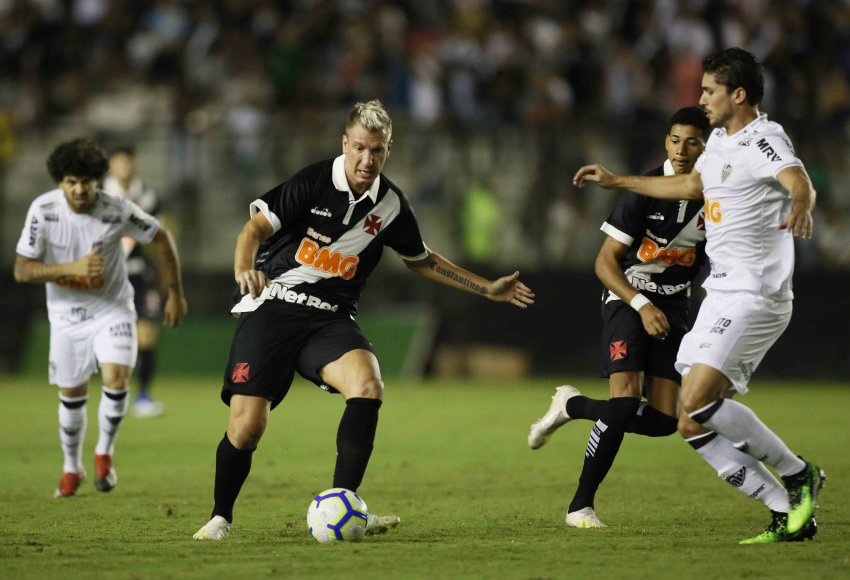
[705,199,722,223]
[637,237,697,267]
[295,238,359,280]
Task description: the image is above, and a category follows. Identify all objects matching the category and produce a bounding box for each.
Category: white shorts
[48,305,138,387]
[675,291,792,394]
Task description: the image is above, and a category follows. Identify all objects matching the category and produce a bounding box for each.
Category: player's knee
[677,413,705,438]
[346,377,384,400]
[229,419,266,450]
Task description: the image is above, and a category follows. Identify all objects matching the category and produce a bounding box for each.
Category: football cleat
[365,514,400,535]
[739,510,818,544]
[54,471,85,498]
[566,507,607,528]
[132,396,164,419]
[94,454,117,492]
[193,516,231,540]
[528,385,581,450]
[783,459,826,534]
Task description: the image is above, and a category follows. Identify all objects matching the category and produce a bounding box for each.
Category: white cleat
[132,398,164,418]
[528,385,581,449]
[193,516,231,540]
[365,514,400,536]
[566,507,607,528]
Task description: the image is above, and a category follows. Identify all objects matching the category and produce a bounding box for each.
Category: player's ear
[341,133,348,152]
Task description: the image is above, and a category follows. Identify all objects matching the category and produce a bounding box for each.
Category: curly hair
[46,137,109,183]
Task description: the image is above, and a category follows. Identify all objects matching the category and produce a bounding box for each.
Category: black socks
[569,397,641,512]
[212,434,254,523]
[333,398,382,491]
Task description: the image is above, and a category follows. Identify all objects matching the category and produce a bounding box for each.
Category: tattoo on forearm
[429,262,486,294]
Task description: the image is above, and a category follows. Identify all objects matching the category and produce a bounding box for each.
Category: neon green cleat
[783,460,826,534]
[193,516,231,540]
[565,507,607,528]
[739,510,817,544]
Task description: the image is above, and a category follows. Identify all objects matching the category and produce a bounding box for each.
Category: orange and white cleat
[54,471,85,498]
[94,454,117,492]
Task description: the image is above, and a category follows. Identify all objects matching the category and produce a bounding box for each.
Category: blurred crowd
[2,0,850,270]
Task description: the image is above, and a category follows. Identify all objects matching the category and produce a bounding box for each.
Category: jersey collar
[332,154,381,204]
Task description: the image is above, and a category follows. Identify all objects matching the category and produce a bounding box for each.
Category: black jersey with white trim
[599,162,707,305]
[231,157,428,317]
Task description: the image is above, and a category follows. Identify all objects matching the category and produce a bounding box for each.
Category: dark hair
[46,137,109,183]
[670,106,711,140]
[109,144,136,157]
[702,47,764,106]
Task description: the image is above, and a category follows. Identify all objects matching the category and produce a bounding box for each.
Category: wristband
[629,293,651,312]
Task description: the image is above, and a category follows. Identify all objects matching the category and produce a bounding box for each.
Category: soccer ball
[307,487,369,543]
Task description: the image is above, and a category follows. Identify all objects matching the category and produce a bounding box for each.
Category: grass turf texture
[1,376,847,579]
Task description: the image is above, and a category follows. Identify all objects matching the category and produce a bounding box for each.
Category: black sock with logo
[569,397,641,512]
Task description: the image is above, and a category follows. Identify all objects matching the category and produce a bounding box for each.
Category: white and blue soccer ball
[307,487,369,543]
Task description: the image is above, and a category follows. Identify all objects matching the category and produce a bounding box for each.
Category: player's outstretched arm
[13,251,103,284]
[404,250,535,309]
[233,212,274,298]
[573,163,704,201]
[777,166,816,239]
[151,227,188,327]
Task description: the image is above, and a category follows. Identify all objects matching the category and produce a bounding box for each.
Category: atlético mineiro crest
[364,214,382,235]
[609,340,627,361]
[232,362,250,383]
[720,163,732,182]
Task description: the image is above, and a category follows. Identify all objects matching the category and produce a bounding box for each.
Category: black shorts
[130,274,162,320]
[221,301,373,409]
[600,297,689,383]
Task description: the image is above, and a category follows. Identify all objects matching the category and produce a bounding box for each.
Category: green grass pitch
[1,375,847,579]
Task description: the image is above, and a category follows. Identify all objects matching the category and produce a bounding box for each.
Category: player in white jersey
[573,48,823,543]
[14,138,188,498]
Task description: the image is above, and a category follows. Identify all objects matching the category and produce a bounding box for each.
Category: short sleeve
[383,193,428,260]
[120,199,161,244]
[600,192,648,246]
[749,134,802,180]
[15,202,45,259]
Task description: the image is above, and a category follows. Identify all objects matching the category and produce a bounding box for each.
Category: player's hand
[69,251,104,278]
[573,164,617,189]
[163,290,188,328]
[780,202,813,239]
[638,303,671,340]
[487,271,535,309]
[236,269,269,298]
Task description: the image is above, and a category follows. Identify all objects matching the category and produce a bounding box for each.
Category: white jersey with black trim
[695,113,803,301]
[15,189,161,328]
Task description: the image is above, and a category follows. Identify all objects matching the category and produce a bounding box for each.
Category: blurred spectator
[2,0,850,271]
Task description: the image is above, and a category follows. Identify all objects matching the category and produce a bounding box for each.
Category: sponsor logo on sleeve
[756,138,782,162]
[128,214,153,231]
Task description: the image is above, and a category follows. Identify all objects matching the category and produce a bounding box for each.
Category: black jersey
[231,156,428,317]
[600,162,707,305]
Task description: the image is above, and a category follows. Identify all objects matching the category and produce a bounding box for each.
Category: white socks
[689,399,805,477]
[58,394,88,474]
[94,387,129,456]
[687,431,790,513]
